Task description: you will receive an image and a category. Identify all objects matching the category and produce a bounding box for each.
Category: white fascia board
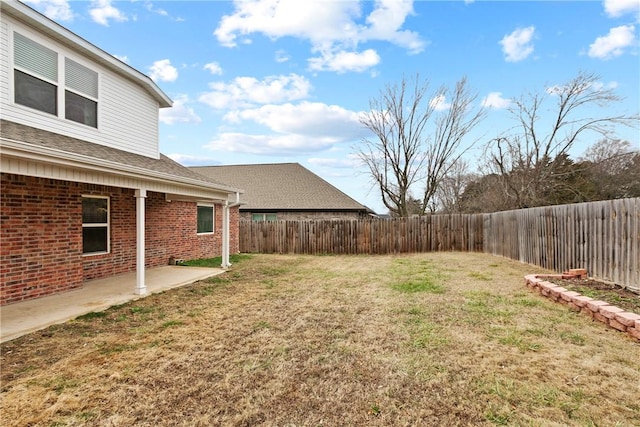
[0,138,242,196]
[1,0,172,108]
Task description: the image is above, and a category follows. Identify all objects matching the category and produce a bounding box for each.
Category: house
[191,163,375,221]
[0,1,242,306]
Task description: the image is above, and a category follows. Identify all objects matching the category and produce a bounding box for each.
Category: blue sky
[24,0,640,213]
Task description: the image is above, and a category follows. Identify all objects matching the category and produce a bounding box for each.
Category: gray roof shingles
[1,119,238,192]
[190,163,369,211]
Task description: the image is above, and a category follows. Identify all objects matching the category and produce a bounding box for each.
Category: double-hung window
[197,204,215,234]
[82,196,109,255]
[13,32,58,115]
[65,58,98,127]
[13,31,99,128]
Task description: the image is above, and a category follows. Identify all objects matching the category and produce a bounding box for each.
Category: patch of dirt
[548,277,640,313]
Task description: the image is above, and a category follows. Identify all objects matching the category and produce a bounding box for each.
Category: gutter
[0,138,242,195]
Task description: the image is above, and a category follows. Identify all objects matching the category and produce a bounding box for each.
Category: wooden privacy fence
[239,198,640,292]
[483,198,639,293]
[239,214,484,255]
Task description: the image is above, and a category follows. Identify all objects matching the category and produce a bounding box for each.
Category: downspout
[221,192,241,269]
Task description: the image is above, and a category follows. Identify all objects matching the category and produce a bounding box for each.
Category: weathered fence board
[239,198,640,292]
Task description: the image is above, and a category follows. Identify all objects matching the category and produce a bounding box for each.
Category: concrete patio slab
[0,265,225,343]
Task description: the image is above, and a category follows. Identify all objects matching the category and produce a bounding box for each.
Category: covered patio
[0,265,224,343]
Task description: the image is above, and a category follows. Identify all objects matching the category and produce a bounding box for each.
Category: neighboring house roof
[190,163,371,212]
[0,120,242,196]
[1,0,171,108]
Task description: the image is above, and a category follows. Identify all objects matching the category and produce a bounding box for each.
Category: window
[197,205,214,234]
[13,32,99,128]
[252,213,277,221]
[66,90,97,127]
[82,196,109,254]
[64,58,98,127]
[14,70,57,115]
[13,32,58,115]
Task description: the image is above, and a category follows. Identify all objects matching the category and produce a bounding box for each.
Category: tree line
[356,72,639,216]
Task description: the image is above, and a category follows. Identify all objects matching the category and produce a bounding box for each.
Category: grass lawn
[1,253,639,426]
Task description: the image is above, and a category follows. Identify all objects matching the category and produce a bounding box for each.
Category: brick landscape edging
[524,274,640,342]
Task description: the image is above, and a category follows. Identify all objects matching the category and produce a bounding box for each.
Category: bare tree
[580,138,636,175]
[357,74,486,217]
[431,159,476,213]
[484,71,639,209]
[580,138,640,199]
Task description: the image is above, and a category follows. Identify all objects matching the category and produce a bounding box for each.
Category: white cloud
[149,59,178,82]
[500,26,535,62]
[204,62,223,75]
[308,156,360,168]
[275,50,290,63]
[205,101,367,156]
[89,0,127,26]
[224,102,366,139]
[214,0,361,48]
[24,0,74,21]
[429,94,450,111]
[113,54,128,63]
[603,0,640,19]
[308,49,381,73]
[199,73,311,110]
[481,92,511,109]
[204,133,340,155]
[159,95,201,125]
[166,153,221,166]
[588,25,637,59]
[359,0,423,54]
[214,0,424,73]
[145,2,168,17]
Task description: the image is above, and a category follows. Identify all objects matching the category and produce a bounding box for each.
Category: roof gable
[190,163,369,211]
[1,0,171,108]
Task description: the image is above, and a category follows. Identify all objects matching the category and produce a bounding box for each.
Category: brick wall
[0,174,84,305]
[1,173,240,305]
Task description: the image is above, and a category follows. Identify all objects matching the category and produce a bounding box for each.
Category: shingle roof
[0,119,240,193]
[190,163,370,212]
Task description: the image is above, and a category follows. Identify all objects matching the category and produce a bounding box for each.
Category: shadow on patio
[0,265,225,343]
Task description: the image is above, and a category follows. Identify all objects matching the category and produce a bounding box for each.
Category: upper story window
[13,31,99,128]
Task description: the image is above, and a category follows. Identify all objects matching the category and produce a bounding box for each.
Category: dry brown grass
[1,253,639,426]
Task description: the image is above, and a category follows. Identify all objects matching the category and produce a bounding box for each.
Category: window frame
[12,30,100,129]
[252,213,277,222]
[197,204,215,235]
[82,195,110,256]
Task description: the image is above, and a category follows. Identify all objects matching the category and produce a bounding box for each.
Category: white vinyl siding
[0,18,161,159]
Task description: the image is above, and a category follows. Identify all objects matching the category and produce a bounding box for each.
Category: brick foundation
[525,274,640,342]
[1,173,239,305]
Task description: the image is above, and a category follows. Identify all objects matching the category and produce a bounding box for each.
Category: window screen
[14,70,57,115]
[66,90,97,127]
[197,206,214,234]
